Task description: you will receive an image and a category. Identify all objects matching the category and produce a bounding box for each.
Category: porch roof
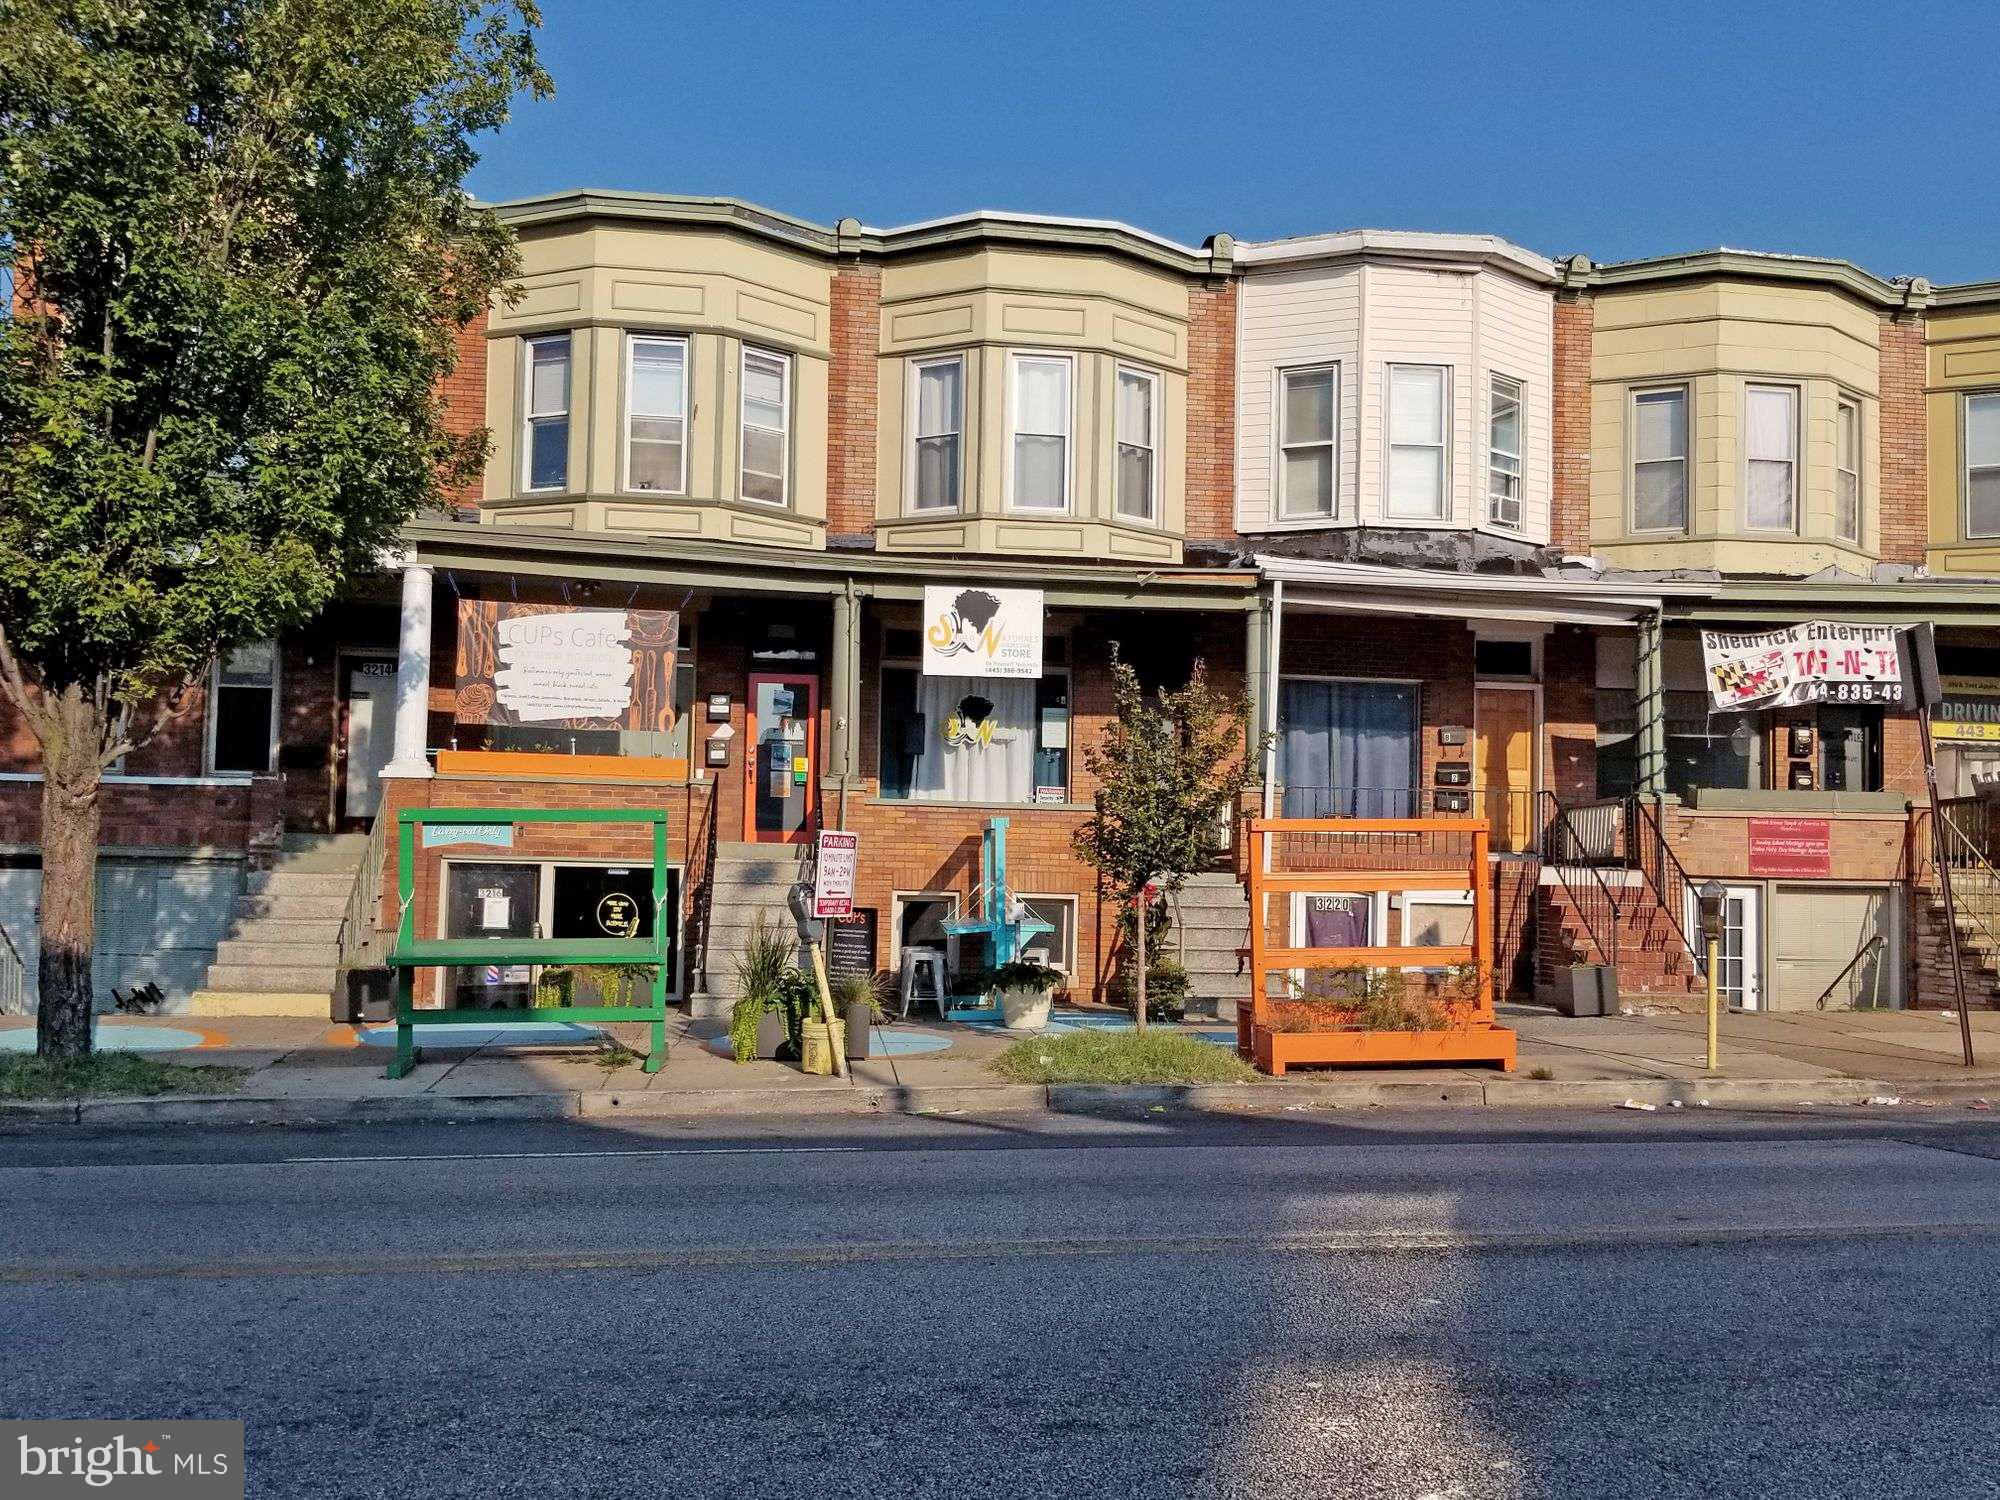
[1670,578,2000,627]
[1252,556,1710,627]
[400,521,1257,613]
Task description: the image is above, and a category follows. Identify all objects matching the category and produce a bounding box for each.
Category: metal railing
[0,914,26,1015]
[1277,786,1546,853]
[1626,795,1704,975]
[1536,791,1622,971]
[1814,934,1887,1011]
[1926,807,2000,962]
[336,807,394,971]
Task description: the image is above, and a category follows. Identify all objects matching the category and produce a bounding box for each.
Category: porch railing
[1627,795,1705,975]
[336,805,395,971]
[1537,791,1622,971]
[1276,786,1546,853]
[1926,806,2000,963]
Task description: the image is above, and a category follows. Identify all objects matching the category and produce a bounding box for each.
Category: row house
[5,192,2000,1026]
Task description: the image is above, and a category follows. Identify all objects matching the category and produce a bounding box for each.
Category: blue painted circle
[704,1028,952,1059]
[0,1022,210,1053]
[355,1022,604,1049]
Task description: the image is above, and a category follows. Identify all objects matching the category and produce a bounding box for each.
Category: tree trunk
[1133,891,1148,1034]
[35,684,106,1062]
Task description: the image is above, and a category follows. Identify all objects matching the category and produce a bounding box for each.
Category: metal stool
[899,946,948,1020]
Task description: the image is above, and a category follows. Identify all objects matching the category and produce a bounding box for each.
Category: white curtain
[910,674,1034,803]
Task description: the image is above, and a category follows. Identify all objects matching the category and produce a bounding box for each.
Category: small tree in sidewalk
[0,0,549,1059]
[1074,652,1267,1030]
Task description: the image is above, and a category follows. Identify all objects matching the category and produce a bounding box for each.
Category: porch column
[380,560,435,780]
[1635,608,1666,797]
[829,584,857,785]
[1243,596,1266,785]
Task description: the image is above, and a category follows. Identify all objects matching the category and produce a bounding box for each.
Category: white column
[380,561,435,779]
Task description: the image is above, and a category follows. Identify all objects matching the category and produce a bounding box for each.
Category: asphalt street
[5,1106,2000,1498]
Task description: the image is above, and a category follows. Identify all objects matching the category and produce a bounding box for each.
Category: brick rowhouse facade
[1550,289,1595,556]
[1184,278,1237,542]
[1877,310,1929,566]
[825,262,882,540]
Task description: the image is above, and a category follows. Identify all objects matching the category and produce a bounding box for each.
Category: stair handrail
[336,807,395,971]
[0,912,26,1015]
[1813,933,1886,1011]
[1626,795,1706,976]
[1537,791,1623,972]
[687,777,720,999]
[1926,806,2000,961]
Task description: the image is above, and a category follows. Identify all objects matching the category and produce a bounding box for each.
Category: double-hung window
[1835,398,1862,544]
[521,334,571,492]
[740,348,791,506]
[1009,353,1071,511]
[1488,375,1524,529]
[1631,387,1688,531]
[1278,364,1336,518]
[208,641,279,775]
[1744,384,1798,530]
[1115,364,1158,523]
[1967,393,2000,537]
[626,334,688,494]
[1386,365,1447,520]
[909,355,963,512]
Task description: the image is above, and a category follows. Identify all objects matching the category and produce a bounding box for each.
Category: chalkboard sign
[826,909,878,982]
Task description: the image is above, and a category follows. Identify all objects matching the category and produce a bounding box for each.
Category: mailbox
[1434,762,1471,788]
[1434,789,1471,814]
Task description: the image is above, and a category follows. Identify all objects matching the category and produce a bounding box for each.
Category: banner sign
[922,586,1043,678]
[456,602,678,731]
[1700,622,1905,711]
[1934,677,2000,742]
[1748,817,1833,878]
[813,830,859,919]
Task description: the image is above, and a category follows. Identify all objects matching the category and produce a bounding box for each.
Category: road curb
[4,1073,1998,1131]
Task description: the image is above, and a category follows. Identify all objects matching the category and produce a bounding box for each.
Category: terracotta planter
[998,984,1053,1031]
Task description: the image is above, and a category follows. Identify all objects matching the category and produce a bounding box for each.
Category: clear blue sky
[467,0,2000,284]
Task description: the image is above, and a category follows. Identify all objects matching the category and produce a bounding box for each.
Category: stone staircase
[192,833,368,1015]
[1172,872,1250,1019]
[1913,867,2000,1009]
[690,840,809,1018]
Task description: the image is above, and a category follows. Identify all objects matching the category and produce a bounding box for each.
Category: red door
[743,674,818,844]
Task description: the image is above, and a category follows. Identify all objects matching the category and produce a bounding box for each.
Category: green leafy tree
[1074,652,1267,1029]
[0,0,549,1058]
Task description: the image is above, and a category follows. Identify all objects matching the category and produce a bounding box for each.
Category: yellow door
[1474,688,1536,853]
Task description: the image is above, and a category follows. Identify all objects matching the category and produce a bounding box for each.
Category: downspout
[837,573,857,832]
[1262,576,1283,819]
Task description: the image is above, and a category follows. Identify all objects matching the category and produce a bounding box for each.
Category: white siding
[1235,255,1554,544]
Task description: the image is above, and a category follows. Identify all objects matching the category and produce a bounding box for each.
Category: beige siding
[1926,304,2000,570]
[1590,279,1881,574]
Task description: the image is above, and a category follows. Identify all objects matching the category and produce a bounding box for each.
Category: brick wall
[1877,312,1927,566]
[440,309,489,520]
[1543,626,1597,804]
[1185,280,1237,542]
[827,263,882,539]
[1551,293,1594,555]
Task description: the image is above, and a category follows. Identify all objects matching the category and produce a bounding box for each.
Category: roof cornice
[1568,248,1929,311]
[1235,229,1555,284]
[1932,278,2000,310]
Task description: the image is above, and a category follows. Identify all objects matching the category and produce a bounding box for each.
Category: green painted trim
[399,807,669,826]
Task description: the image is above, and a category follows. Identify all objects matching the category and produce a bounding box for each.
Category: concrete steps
[1172,873,1250,1018]
[692,841,809,1018]
[191,834,366,1016]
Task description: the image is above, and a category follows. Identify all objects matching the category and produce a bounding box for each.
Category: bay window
[1968,393,2000,537]
[1631,386,1688,532]
[1744,384,1798,530]
[1115,365,1158,523]
[740,347,791,506]
[1488,375,1524,529]
[910,355,963,512]
[1009,353,1071,511]
[1278,364,1336,519]
[521,334,571,492]
[1386,364,1447,520]
[625,334,687,494]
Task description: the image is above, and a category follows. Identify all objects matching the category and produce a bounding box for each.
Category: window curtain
[1279,681,1418,817]
[910,674,1035,803]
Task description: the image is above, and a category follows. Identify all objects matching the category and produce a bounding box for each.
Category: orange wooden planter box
[1240,815,1517,1077]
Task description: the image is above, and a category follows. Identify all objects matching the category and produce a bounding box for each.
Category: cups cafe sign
[456,602,679,729]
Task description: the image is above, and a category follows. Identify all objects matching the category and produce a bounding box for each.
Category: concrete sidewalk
[5,1004,2000,1127]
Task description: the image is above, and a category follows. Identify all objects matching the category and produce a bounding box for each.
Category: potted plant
[731,914,798,1061]
[831,972,885,1060]
[991,959,1063,1030]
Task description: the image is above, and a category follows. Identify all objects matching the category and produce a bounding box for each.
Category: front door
[1474,686,1537,853]
[1687,883,1763,1010]
[745,674,818,844]
[340,656,399,825]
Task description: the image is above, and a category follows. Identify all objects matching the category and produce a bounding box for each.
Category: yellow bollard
[1705,935,1720,1074]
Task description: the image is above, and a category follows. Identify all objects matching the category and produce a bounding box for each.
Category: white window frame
[1629,384,1691,534]
[1835,395,1862,545]
[1742,382,1800,533]
[1966,391,2000,539]
[1487,374,1525,530]
[1005,350,1074,514]
[204,640,280,777]
[1017,893,1079,975]
[739,346,792,508]
[906,353,965,514]
[1114,362,1160,525]
[1385,363,1449,522]
[623,332,689,497]
[520,333,571,494]
[1399,888,1476,970]
[1276,362,1339,520]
